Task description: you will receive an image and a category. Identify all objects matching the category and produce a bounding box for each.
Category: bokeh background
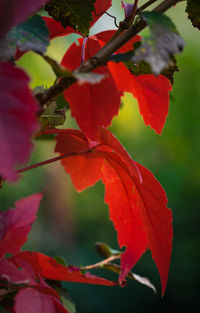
[1,1,200,312]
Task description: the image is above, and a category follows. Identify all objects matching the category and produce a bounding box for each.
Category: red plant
[0,0,195,312]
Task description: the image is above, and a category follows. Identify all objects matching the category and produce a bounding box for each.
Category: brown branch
[136,0,159,13]
[37,0,182,107]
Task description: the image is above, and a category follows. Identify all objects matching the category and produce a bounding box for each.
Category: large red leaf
[0,63,38,182]
[42,17,80,40]
[61,30,170,137]
[14,288,69,313]
[108,61,172,134]
[11,251,116,286]
[96,30,141,54]
[0,0,50,39]
[61,37,121,140]
[0,193,43,257]
[41,127,173,294]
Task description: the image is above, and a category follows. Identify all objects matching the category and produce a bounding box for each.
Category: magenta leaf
[0,63,39,182]
[121,1,134,20]
[14,288,70,313]
[0,193,43,257]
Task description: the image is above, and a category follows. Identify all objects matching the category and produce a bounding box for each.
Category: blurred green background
[1,1,200,312]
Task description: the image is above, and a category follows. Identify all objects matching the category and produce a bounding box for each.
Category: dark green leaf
[160,57,179,85]
[45,0,95,36]
[54,256,68,267]
[108,50,135,63]
[60,289,76,313]
[186,0,200,30]
[124,57,178,85]
[56,93,69,110]
[0,15,49,62]
[109,50,178,84]
[35,133,56,140]
[125,60,152,75]
[132,11,184,75]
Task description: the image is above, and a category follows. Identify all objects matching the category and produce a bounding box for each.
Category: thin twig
[17,149,91,174]
[81,255,121,270]
[104,12,119,28]
[129,0,139,24]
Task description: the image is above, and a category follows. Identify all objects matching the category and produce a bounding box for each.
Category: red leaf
[0,63,38,182]
[44,127,173,294]
[108,61,172,134]
[14,288,69,313]
[43,1,112,39]
[90,0,112,28]
[11,251,117,287]
[61,37,121,140]
[0,193,43,257]
[0,0,50,39]
[42,17,80,40]
[96,30,141,53]
[61,30,170,136]
[94,0,112,15]
[7,254,62,297]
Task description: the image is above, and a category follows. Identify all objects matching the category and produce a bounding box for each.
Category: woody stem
[37,0,182,107]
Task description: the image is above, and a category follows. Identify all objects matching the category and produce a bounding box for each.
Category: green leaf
[0,15,49,62]
[143,11,178,33]
[109,48,178,85]
[56,93,69,110]
[59,287,76,313]
[108,50,135,63]
[186,0,200,30]
[61,295,76,313]
[54,256,68,267]
[132,11,185,75]
[45,0,95,36]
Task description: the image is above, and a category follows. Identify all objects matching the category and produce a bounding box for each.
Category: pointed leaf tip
[121,1,134,20]
[42,127,173,294]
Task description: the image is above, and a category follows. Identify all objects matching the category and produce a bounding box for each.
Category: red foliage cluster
[0,0,175,312]
[0,194,116,312]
